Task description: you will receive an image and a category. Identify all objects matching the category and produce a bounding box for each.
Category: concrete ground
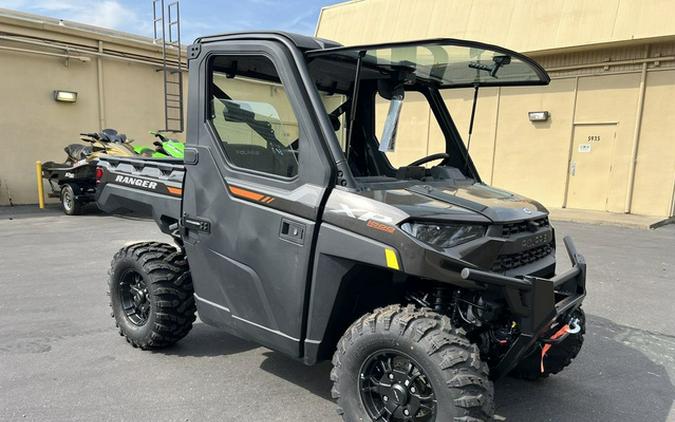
[548,207,674,230]
[0,210,674,422]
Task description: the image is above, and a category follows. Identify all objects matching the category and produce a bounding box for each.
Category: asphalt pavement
[1,209,673,421]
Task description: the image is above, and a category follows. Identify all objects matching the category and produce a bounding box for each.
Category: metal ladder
[153,0,184,133]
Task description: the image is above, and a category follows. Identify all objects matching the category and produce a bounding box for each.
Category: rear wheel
[60,184,83,215]
[108,242,196,349]
[331,304,494,422]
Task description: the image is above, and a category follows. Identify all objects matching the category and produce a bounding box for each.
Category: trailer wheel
[510,308,586,380]
[331,304,494,422]
[60,184,84,215]
[108,242,196,349]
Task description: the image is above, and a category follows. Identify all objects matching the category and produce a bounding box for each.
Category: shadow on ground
[259,351,334,402]
[159,323,257,358]
[495,314,675,421]
[0,203,149,220]
[169,315,675,421]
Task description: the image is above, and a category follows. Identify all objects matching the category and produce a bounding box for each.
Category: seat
[64,144,91,162]
[100,128,127,143]
[222,143,276,174]
[42,161,71,170]
[221,143,298,177]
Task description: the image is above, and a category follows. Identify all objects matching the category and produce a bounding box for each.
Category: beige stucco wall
[631,70,675,216]
[318,0,675,217]
[0,11,186,206]
[317,0,675,53]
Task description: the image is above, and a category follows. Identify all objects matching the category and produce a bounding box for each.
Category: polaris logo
[115,175,158,190]
[521,232,551,249]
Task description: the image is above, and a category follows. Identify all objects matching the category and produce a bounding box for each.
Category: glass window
[209,55,300,178]
[317,92,347,150]
[307,40,549,89]
[375,91,446,168]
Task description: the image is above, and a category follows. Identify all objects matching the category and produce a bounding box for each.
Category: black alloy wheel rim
[119,271,151,326]
[359,350,437,422]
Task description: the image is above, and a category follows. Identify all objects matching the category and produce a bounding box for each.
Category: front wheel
[331,305,494,422]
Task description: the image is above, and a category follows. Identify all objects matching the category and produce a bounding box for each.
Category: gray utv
[96,32,586,422]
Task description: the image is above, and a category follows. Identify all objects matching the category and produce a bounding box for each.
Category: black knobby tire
[60,184,83,215]
[510,308,586,380]
[108,242,196,349]
[331,304,494,422]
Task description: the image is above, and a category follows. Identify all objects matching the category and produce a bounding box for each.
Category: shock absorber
[432,287,453,314]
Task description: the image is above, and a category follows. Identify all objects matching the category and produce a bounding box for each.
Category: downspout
[561,76,580,208]
[624,45,649,214]
[96,40,106,131]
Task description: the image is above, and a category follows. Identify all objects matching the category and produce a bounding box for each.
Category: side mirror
[379,95,403,152]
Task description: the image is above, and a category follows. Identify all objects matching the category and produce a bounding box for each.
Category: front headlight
[401,222,486,248]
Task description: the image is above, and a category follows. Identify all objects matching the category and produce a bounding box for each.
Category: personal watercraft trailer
[41,129,136,214]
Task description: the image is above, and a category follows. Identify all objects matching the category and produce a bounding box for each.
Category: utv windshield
[307,39,549,89]
[306,39,549,186]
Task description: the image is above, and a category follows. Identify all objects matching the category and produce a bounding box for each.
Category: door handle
[181,214,211,234]
[280,219,305,245]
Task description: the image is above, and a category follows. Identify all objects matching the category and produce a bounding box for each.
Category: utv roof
[193,31,342,51]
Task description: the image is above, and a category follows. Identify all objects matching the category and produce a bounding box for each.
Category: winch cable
[540,323,570,373]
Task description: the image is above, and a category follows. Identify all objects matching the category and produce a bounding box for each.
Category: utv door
[182,41,333,357]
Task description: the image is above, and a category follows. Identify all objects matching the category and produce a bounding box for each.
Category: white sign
[578,144,592,153]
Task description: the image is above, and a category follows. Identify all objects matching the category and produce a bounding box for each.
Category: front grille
[501,217,549,236]
[491,242,554,272]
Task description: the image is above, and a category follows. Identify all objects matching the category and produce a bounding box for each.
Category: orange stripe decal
[167,186,183,196]
[228,185,274,203]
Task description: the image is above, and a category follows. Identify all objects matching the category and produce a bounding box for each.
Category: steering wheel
[407,152,449,167]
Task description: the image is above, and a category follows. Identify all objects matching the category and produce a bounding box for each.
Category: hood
[359,182,548,223]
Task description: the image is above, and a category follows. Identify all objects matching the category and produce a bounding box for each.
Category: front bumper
[460,236,586,379]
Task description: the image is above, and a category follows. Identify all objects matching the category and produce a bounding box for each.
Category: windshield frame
[306,38,550,89]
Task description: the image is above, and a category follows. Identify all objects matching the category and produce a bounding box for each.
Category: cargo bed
[95,156,185,234]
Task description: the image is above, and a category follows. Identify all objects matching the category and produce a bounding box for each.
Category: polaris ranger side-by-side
[96,32,586,421]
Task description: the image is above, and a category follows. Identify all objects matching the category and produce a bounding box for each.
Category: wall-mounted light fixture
[528,111,549,122]
[53,90,78,103]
